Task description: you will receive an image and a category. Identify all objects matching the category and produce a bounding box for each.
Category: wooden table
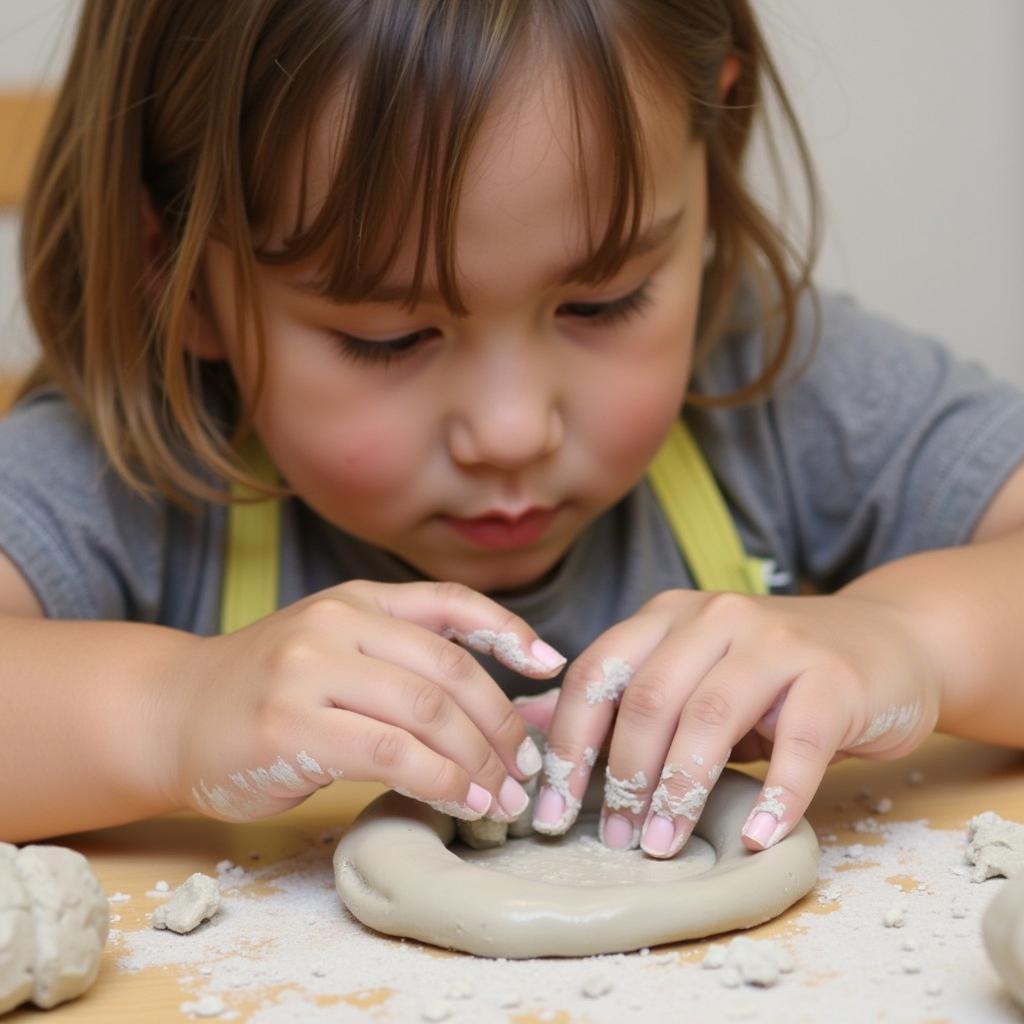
[6,735,1023,1022]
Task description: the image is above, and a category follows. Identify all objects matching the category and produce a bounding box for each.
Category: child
[2,0,1023,858]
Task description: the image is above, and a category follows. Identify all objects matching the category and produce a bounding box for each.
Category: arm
[0,612,193,842]
[841,459,1024,748]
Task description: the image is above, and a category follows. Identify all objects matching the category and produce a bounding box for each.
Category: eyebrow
[290,208,685,306]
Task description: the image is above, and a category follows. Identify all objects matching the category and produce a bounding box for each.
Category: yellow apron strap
[646,420,768,596]
[219,419,765,633]
[220,434,282,634]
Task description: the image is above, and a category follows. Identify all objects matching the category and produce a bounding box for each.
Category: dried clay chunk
[456,725,545,848]
[965,811,1024,883]
[152,873,221,934]
[0,842,109,1014]
[983,870,1024,1008]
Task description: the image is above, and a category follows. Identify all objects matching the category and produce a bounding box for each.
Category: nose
[446,341,564,471]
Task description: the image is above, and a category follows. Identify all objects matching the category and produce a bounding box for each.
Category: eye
[329,329,436,367]
[559,281,654,326]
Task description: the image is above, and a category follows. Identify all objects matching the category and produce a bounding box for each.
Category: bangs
[240,0,650,315]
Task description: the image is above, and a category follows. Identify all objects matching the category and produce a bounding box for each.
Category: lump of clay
[152,873,221,934]
[983,871,1024,1008]
[965,812,1024,883]
[0,842,109,1013]
[455,725,544,848]
[715,936,795,988]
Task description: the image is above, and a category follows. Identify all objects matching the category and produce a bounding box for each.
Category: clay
[0,842,109,1013]
[965,812,1024,882]
[715,936,795,988]
[152,873,221,934]
[983,871,1024,1008]
[333,768,819,958]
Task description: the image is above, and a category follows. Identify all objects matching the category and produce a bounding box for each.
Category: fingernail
[532,786,565,827]
[601,813,636,850]
[516,736,543,777]
[466,782,492,815]
[641,814,676,856]
[530,639,567,671]
[498,776,530,818]
[743,810,779,848]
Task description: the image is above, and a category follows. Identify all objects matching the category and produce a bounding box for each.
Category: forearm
[0,615,197,842]
[840,529,1024,747]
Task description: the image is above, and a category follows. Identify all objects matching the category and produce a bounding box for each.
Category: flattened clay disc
[334,768,819,958]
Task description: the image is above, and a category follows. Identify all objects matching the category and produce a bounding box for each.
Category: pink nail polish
[465,782,492,815]
[530,639,567,670]
[532,786,565,827]
[498,776,530,818]
[602,813,636,850]
[743,810,778,847]
[641,814,676,855]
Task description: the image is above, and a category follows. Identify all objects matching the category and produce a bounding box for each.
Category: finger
[531,604,679,837]
[512,688,560,731]
[198,709,495,822]
[354,610,544,786]
[632,651,796,857]
[339,579,568,677]
[596,612,740,850]
[329,649,533,822]
[740,674,849,850]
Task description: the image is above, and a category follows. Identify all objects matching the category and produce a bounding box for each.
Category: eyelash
[330,280,655,367]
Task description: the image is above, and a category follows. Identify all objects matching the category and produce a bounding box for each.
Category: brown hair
[19,0,821,505]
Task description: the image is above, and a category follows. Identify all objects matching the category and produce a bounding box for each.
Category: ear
[141,192,227,361]
[718,54,741,102]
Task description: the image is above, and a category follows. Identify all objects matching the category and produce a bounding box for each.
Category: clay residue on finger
[442,627,561,675]
[532,747,582,835]
[852,702,922,747]
[650,764,708,823]
[515,736,543,777]
[603,767,648,815]
[584,657,633,705]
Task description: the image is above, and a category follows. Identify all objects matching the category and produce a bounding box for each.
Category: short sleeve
[0,389,168,620]
[767,293,1024,589]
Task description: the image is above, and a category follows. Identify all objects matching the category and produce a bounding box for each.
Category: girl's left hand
[531,589,942,857]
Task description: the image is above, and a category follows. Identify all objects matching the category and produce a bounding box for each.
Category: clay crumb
[872,797,894,815]
[154,880,170,893]
[907,769,925,786]
[152,873,221,935]
[964,811,1024,882]
[883,903,907,928]
[444,981,474,1000]
[702,944,728,969]
[180,995,226,1018]
[845,844,865,859]
[717,937,794,988]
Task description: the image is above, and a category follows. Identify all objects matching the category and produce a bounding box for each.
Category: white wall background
[1,1,1022,385]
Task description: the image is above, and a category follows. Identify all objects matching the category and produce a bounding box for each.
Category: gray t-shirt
[2,287,1023,697]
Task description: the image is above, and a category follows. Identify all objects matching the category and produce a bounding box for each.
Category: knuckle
[264,634,321,680]
[433,580,475,606]
[295,595,350,631]
[702,590,755,625]
[435,639,479,688]
[560,651,605,701]
[369,729,405,773]
[685,689,733,730]
[492,704,524,749]
[472,746,506,786]
[619,677,670,724]
[643,588,685,614]
[410,681,449,728]
[784,723,828,763]
[428,758,464,801]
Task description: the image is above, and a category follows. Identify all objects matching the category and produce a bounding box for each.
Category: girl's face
[202,63,710,596]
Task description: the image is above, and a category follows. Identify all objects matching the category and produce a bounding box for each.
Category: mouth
[440,506,561,551]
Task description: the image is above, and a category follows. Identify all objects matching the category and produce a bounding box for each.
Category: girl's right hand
[160,580,565,823]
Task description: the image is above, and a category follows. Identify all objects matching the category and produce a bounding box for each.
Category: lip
[441,506,560,550]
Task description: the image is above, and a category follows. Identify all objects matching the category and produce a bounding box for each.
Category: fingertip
[529,638,567,673]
